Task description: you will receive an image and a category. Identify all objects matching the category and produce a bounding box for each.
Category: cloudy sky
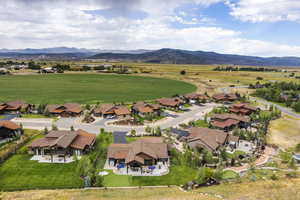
[1,0,300,57]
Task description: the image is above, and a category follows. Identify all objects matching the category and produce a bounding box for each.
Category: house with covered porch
[106,137,169,176]
[0,100,32,114]
[45,103,82,117]
[93,104,131,119]
[28,129,96,163]
[132,101,161,117]
[0,120,22,140]
[157,97,184,110]
[210,113,251,131]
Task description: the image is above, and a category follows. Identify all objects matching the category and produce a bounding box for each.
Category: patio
[106,161,169,176]
[30,155,77,163]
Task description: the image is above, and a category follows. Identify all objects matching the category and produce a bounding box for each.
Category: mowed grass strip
[0,74,196,104]
[0,155,83,191]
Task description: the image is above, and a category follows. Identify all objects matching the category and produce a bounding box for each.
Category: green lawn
[0,155,83,191]
[103,166,197,187]
[0,74,196,104]
[132,166,197,186]
[222,170,239,180]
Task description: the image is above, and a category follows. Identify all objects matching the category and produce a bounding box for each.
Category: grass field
[0,187,218,200]
[0,74,196,104]
[268,114,300,149]
[0,155,83,191]
[2,178,300,200]
[196,178,300,200]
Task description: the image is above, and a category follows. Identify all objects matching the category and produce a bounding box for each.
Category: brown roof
[93,104,115,115]
[211,119,240,129]
[133,102,160,114]
[1,100,29,111]
[229,103,258,114]
[157,97,183,107]
[107,137,168,164]
[212,93,238,101]
[0,120,21,130]
[185,93,209,100]
[187,127,228,151]
[46,103,82,114]
[70,129,96,150]
[29,129,96,150]
[211,113,250,123]
[114,106,131,116]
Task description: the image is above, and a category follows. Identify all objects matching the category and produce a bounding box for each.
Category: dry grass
[196,178,300,200]
[0,187,218,200]
[268,114,300,149]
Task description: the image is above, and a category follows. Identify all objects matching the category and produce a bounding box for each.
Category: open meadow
[0,73,196,104]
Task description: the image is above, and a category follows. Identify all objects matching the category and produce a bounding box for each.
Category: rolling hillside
[90,48,300,66]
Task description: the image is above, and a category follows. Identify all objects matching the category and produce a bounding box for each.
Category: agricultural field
[0,73,196,104]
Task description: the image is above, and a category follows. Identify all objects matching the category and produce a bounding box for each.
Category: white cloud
[0,0,300,57]
[227,0,300,23]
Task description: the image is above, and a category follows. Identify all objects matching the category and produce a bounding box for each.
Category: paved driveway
[113,131,127,144]
[0,114,19,121]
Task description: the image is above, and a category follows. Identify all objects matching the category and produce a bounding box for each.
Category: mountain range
[1,47,300,66]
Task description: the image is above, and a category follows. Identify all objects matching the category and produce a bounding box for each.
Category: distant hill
[0,47,151,55]
[89,48,300,67]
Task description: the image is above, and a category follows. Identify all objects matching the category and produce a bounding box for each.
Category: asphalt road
[13,103,217,134]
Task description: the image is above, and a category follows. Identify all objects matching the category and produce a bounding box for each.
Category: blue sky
[1,0,300,57]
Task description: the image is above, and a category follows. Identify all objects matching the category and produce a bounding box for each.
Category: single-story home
[132,102,161,117]
[210,113,250,131]
[212,93,238,103]
[184,93,210,104]
[28,129,96,163]
[0,100,32,114]
[45,103,82,117]
[183,127,239,153]
[93,104,131,119]
[0,120,22,139]
[229,103,259,115]
[157,97,184,109]
[107,137,169,173]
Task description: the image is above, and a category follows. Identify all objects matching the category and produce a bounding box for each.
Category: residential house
[157,97,184,110]
[28,129,96,163]
[45,103,82,117]
[0,120,22,139]
[132,102,161,117]
[229,103,259,115]
[93,104,116,118]
[210,113,250,131]
[0,100,32,114]
[212,93,238,103]
[184,93,209,104]
[93,104,131,119]
[107,137,169,175]
[114,106,131,119]
[183,127,239,153]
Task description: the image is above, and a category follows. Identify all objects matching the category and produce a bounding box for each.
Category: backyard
[102,165,197,187]
[0,74,196,104]
[0,154,83,191]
